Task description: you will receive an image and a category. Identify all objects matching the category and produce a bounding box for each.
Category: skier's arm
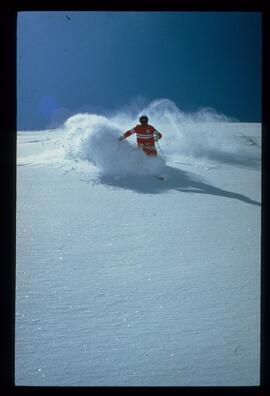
[119,128,136,141]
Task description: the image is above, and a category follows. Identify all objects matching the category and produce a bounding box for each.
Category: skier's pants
[138,144,157,157]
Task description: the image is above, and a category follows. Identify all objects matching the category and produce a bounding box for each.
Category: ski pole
[118,137,123,151]
[156,141,165,158]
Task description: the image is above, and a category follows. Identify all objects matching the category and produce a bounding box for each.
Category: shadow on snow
[202,149,261,170]
[93,165,260,207]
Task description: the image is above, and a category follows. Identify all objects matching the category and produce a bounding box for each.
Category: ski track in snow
[16,101,261,386]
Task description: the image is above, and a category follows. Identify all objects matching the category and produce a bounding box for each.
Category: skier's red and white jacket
[123,124,162,146]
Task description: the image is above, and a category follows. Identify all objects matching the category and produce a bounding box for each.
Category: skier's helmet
[139,115,148,123]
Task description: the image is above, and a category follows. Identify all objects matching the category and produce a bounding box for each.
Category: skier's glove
[119,136,124,141]
[154,133,161,142]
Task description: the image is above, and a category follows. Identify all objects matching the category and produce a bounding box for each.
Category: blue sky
[17,11,261,130]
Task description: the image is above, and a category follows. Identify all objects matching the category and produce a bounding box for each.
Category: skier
[119,115,162,157]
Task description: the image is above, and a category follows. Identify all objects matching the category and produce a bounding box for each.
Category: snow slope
[16,102,261,386]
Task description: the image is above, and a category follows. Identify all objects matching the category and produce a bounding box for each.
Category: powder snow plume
[61,98,260,173]
[17,99,261,173]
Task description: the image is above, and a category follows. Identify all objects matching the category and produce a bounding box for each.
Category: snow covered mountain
[16,100,261,386]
